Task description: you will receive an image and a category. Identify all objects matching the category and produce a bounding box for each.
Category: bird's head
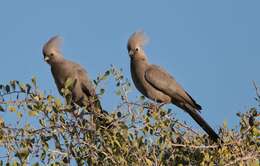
[127,31,149,60]
[42,35,64,65]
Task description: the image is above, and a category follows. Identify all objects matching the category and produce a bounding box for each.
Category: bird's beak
[44,56,50,62]
[128,50,134,57]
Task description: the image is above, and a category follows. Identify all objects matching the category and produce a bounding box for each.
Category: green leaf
[117,111,122,118]
[115,90,121,96]
[39,119,45,127]
[8,106,16,112]
[54,99,62,107]
[223,119,228,128]
[65,77,76,89]
[93,79,98,85]
[11,160,19,166]
[5,85,10,93]
[0,105,4,112]
[145,158,153,166]
[9,80,16,91]
[100,88,105,95]
[31,76,37,87]
[40,150,46,161]
[28,110,38,117]
[139,95,145,101]
[16,111,23,119]
[248,159,260,166]
[53,134,61,150]
[19,83,27,93]
[15,148,29,162]
[26,84,31,94]
[114,139,121,148]
[32,163,40,166]
[0,117,4,126]
[47,95,53,103]
[60,116,65,124]
[63,157,69,164]
[105,70,110,76]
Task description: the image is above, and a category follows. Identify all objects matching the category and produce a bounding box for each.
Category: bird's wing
[75,65,96,97]
[145,65,221,142]
[73,63,103,114]
[145,65,201,110]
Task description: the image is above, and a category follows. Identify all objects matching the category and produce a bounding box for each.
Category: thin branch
[103,112,130,129]
[0,91,34,98]
[224,153,260,166]
[171,140,246,150]
[0,99,33,105]
[171,143,219,149]
[174,120,200,136]
[0,155,8,159]
[253,80,260,99]
[48,149,68,156]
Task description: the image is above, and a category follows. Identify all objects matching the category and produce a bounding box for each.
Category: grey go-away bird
[127,31,220,142]
[42,36,102,114]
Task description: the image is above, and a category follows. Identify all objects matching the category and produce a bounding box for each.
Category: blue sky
[0,1,259,130]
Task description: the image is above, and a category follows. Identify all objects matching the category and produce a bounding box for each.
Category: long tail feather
[185,107,221,143]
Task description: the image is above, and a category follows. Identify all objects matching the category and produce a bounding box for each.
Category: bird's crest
[127,31,149,50]
[43,35,63,53]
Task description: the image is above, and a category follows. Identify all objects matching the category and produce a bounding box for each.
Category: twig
[224,153,260,166]
[0,155,8,159]
[240,126,253,139]
[121,88,133,113]
[253,80,260,99]
[103,113,130,129]
[171,143,219,149]
[171,140,245,150]
[0,99,33,105]
[174,120,200,136]
[0,91,26,98]
[48,149,68,156]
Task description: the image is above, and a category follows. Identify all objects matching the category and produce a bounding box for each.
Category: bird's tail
[95,99,103,113]
[185,106,221,143]
[92,98,112,127]
[94,97,109,115]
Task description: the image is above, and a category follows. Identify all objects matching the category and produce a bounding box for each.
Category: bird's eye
[50,53,54,57]
[135,48,139,52]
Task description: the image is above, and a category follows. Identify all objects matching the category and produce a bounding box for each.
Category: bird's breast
[130,60,148,95]
[51,65,72,93]
[130,60,171,103]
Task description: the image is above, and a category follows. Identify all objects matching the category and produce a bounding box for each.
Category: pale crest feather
[127,31,149,49]
[43,35,63,53]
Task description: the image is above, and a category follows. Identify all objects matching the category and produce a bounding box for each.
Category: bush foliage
[0,66,259,166]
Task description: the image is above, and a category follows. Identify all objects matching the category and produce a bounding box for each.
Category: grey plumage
[127,31,220,142]
[42,36,102,112]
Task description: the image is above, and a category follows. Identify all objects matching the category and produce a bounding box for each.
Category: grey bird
[42,36,102,114]
[127,31,220,142]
